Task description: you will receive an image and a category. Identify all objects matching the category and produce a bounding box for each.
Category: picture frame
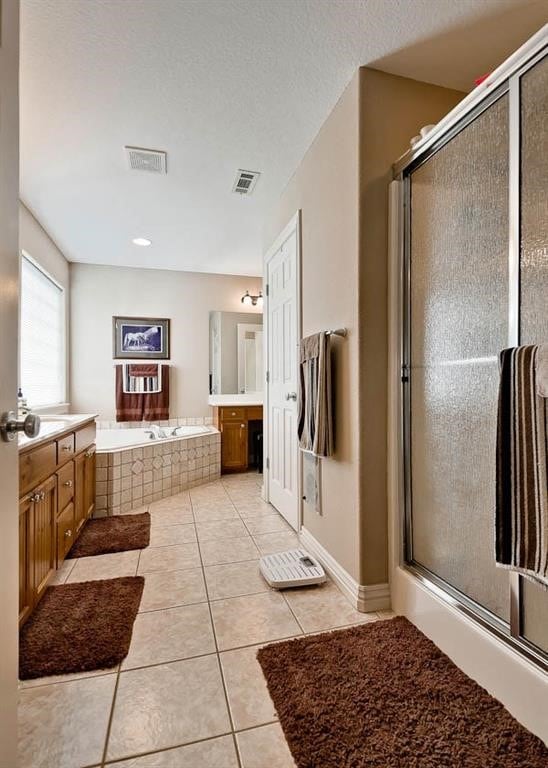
[113,316,170,359]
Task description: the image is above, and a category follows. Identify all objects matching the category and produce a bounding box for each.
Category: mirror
[209,311,263,395]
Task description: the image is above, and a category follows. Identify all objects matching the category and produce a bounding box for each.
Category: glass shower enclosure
[394,42,547,668]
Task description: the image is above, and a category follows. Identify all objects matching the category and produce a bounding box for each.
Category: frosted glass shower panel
[409,95,510,620]
[519,54,548,653]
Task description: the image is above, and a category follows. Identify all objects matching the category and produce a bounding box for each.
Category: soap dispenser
[17,387,29,419]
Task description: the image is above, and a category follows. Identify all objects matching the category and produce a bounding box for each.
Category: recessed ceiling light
[132,237,151,247]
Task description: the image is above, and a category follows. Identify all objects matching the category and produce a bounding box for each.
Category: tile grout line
[99,719,278,768]
[99,547,142,767]
[279,589,307,636]
[29,477,284,765]
[190,487,244,768]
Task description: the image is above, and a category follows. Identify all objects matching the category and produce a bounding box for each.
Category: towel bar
[300,328,347,340]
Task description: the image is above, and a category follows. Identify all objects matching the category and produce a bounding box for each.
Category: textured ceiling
[20,0,547,275]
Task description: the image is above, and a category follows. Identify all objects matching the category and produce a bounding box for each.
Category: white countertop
[19,413,97,451]
[208,394,263,407]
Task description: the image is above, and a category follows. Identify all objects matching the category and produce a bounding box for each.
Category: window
[20,254,65,408]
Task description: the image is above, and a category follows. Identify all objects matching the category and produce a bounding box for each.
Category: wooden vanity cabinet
[32,475,57,605]
[19,496,34,626]
[18,474,58,625]
[212,405,263,474]
[220,420,248,471]
[56,501,75,564]
[19,419,96,627]
[74,446,96,535]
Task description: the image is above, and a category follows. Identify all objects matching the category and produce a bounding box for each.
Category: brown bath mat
[67,512,150,557]
[19,577,144,679]
[257,616,548,768]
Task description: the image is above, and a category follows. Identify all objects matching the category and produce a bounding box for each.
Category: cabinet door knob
[63,480,73,487]
[64,529,72,538]
[62,445,72,452]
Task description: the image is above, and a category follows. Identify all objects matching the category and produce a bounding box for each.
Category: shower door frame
[392,33,548,673]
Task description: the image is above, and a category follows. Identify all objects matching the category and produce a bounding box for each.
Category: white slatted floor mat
[259,549,326,588]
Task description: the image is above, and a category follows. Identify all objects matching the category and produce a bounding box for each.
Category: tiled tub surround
[96,428,221,516]
[96,416,214,430]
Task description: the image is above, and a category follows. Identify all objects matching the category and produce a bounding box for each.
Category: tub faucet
[145,424,168,439]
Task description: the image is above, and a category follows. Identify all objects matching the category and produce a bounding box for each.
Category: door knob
[0,411,41,442]
[285,392,297,401]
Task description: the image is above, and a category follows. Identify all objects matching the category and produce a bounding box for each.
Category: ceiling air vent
[232,169,260,195]
[125,146,167,174]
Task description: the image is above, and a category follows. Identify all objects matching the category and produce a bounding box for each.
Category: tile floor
[19,473,390,768]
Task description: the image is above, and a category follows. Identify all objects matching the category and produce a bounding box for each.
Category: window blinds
[20,255,65,408]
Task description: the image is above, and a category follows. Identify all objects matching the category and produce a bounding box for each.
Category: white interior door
[265,215,300,530]
[0,1,21,764]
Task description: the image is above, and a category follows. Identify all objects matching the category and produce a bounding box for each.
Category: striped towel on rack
[115,364,170,422]
[126,364,160,393]
[496,345,548,587]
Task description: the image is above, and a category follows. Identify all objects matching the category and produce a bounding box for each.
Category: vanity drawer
[57,433,75,464]
[56,501,75,565]
[75,422,96,453]
[20,442,57,497]
[220,407,246,422]
[247,406,263,421]
[57,460,74,510]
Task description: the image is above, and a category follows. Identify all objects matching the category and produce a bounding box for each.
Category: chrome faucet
[145,424,168,439]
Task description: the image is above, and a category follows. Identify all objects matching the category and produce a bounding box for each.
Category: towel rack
[301,328,347,340]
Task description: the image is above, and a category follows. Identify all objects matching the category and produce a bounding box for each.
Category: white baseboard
[299,527,391,612]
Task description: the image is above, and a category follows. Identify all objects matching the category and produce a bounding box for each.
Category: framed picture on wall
[113,316,170,359]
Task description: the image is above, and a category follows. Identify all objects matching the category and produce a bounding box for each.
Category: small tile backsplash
[95,429,221,516]
[95,416,214,429]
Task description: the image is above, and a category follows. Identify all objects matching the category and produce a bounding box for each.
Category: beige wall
[19,202,71,406]
[19,203,70,291]
[358,68,464,584]
[70,263,261,419]
[264,68,463,587]
[264,72,362,579]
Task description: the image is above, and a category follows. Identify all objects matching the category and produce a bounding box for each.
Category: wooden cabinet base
[56,502,75,565]
[18,419,96,627]
[212,405,263,474]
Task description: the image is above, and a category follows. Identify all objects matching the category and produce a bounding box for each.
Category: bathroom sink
[18,414,98,447]
[39,420,69,431]
[18,420,66,446]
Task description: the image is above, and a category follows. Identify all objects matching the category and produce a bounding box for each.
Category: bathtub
[94,425,221,516]
[96,425,212,452]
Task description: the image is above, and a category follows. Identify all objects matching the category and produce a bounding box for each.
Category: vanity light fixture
[241,290,263,307]
[132,237,152,247]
